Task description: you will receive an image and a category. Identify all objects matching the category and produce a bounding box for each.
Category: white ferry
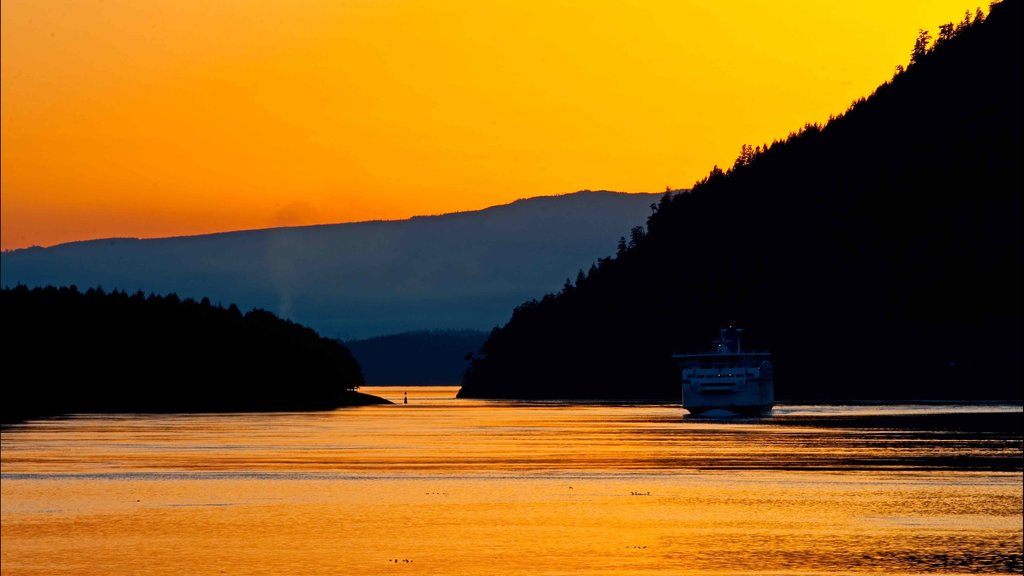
[672,327,773,415]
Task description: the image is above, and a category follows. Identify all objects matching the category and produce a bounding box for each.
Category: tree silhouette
[910,29,932,65]
[733,144,756,169]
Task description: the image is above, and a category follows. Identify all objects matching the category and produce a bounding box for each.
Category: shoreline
[1,390,391,426]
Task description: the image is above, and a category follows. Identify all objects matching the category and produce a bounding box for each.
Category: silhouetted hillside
[1,191,661,339]
[461,2,1023,401]
[344,330,488,385]
[2,285,385,422]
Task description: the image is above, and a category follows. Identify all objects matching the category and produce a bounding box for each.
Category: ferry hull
[685,406,772,416]
[681,376,774,415]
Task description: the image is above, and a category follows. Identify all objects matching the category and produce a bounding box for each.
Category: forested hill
[2,285,385,422]
[460,2,1023,401]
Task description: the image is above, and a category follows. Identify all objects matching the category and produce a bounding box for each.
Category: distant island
[460,2,1023,401]
[343,330,489,385]
[0,191,661,340]
[2,285,388,423]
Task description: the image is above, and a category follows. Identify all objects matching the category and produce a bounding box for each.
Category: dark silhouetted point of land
[2,285,388,423]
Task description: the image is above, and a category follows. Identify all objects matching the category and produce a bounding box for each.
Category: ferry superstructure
[672,327,773,415]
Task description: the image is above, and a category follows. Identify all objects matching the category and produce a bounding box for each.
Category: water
[2,386,1021,575]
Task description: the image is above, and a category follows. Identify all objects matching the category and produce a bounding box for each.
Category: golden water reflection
[2,386,1021,575]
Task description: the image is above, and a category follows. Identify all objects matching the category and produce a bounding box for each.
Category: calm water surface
[2,387,1021,575]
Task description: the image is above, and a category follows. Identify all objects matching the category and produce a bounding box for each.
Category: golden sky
[1,0,977,250]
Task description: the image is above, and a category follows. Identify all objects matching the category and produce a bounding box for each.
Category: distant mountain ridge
[460,2,1023,401]
[1,191,662,338]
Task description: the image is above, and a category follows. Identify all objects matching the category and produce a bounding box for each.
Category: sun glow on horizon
[1,0,979,249]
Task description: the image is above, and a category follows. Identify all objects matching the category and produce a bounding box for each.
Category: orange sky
[1,1,979,250]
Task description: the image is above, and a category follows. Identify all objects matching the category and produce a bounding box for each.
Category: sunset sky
[1,0,978,250]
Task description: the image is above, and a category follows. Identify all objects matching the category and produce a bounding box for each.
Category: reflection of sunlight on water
[364,385,459,404]
[772,403,1024,417]
[1,386,1021,575]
